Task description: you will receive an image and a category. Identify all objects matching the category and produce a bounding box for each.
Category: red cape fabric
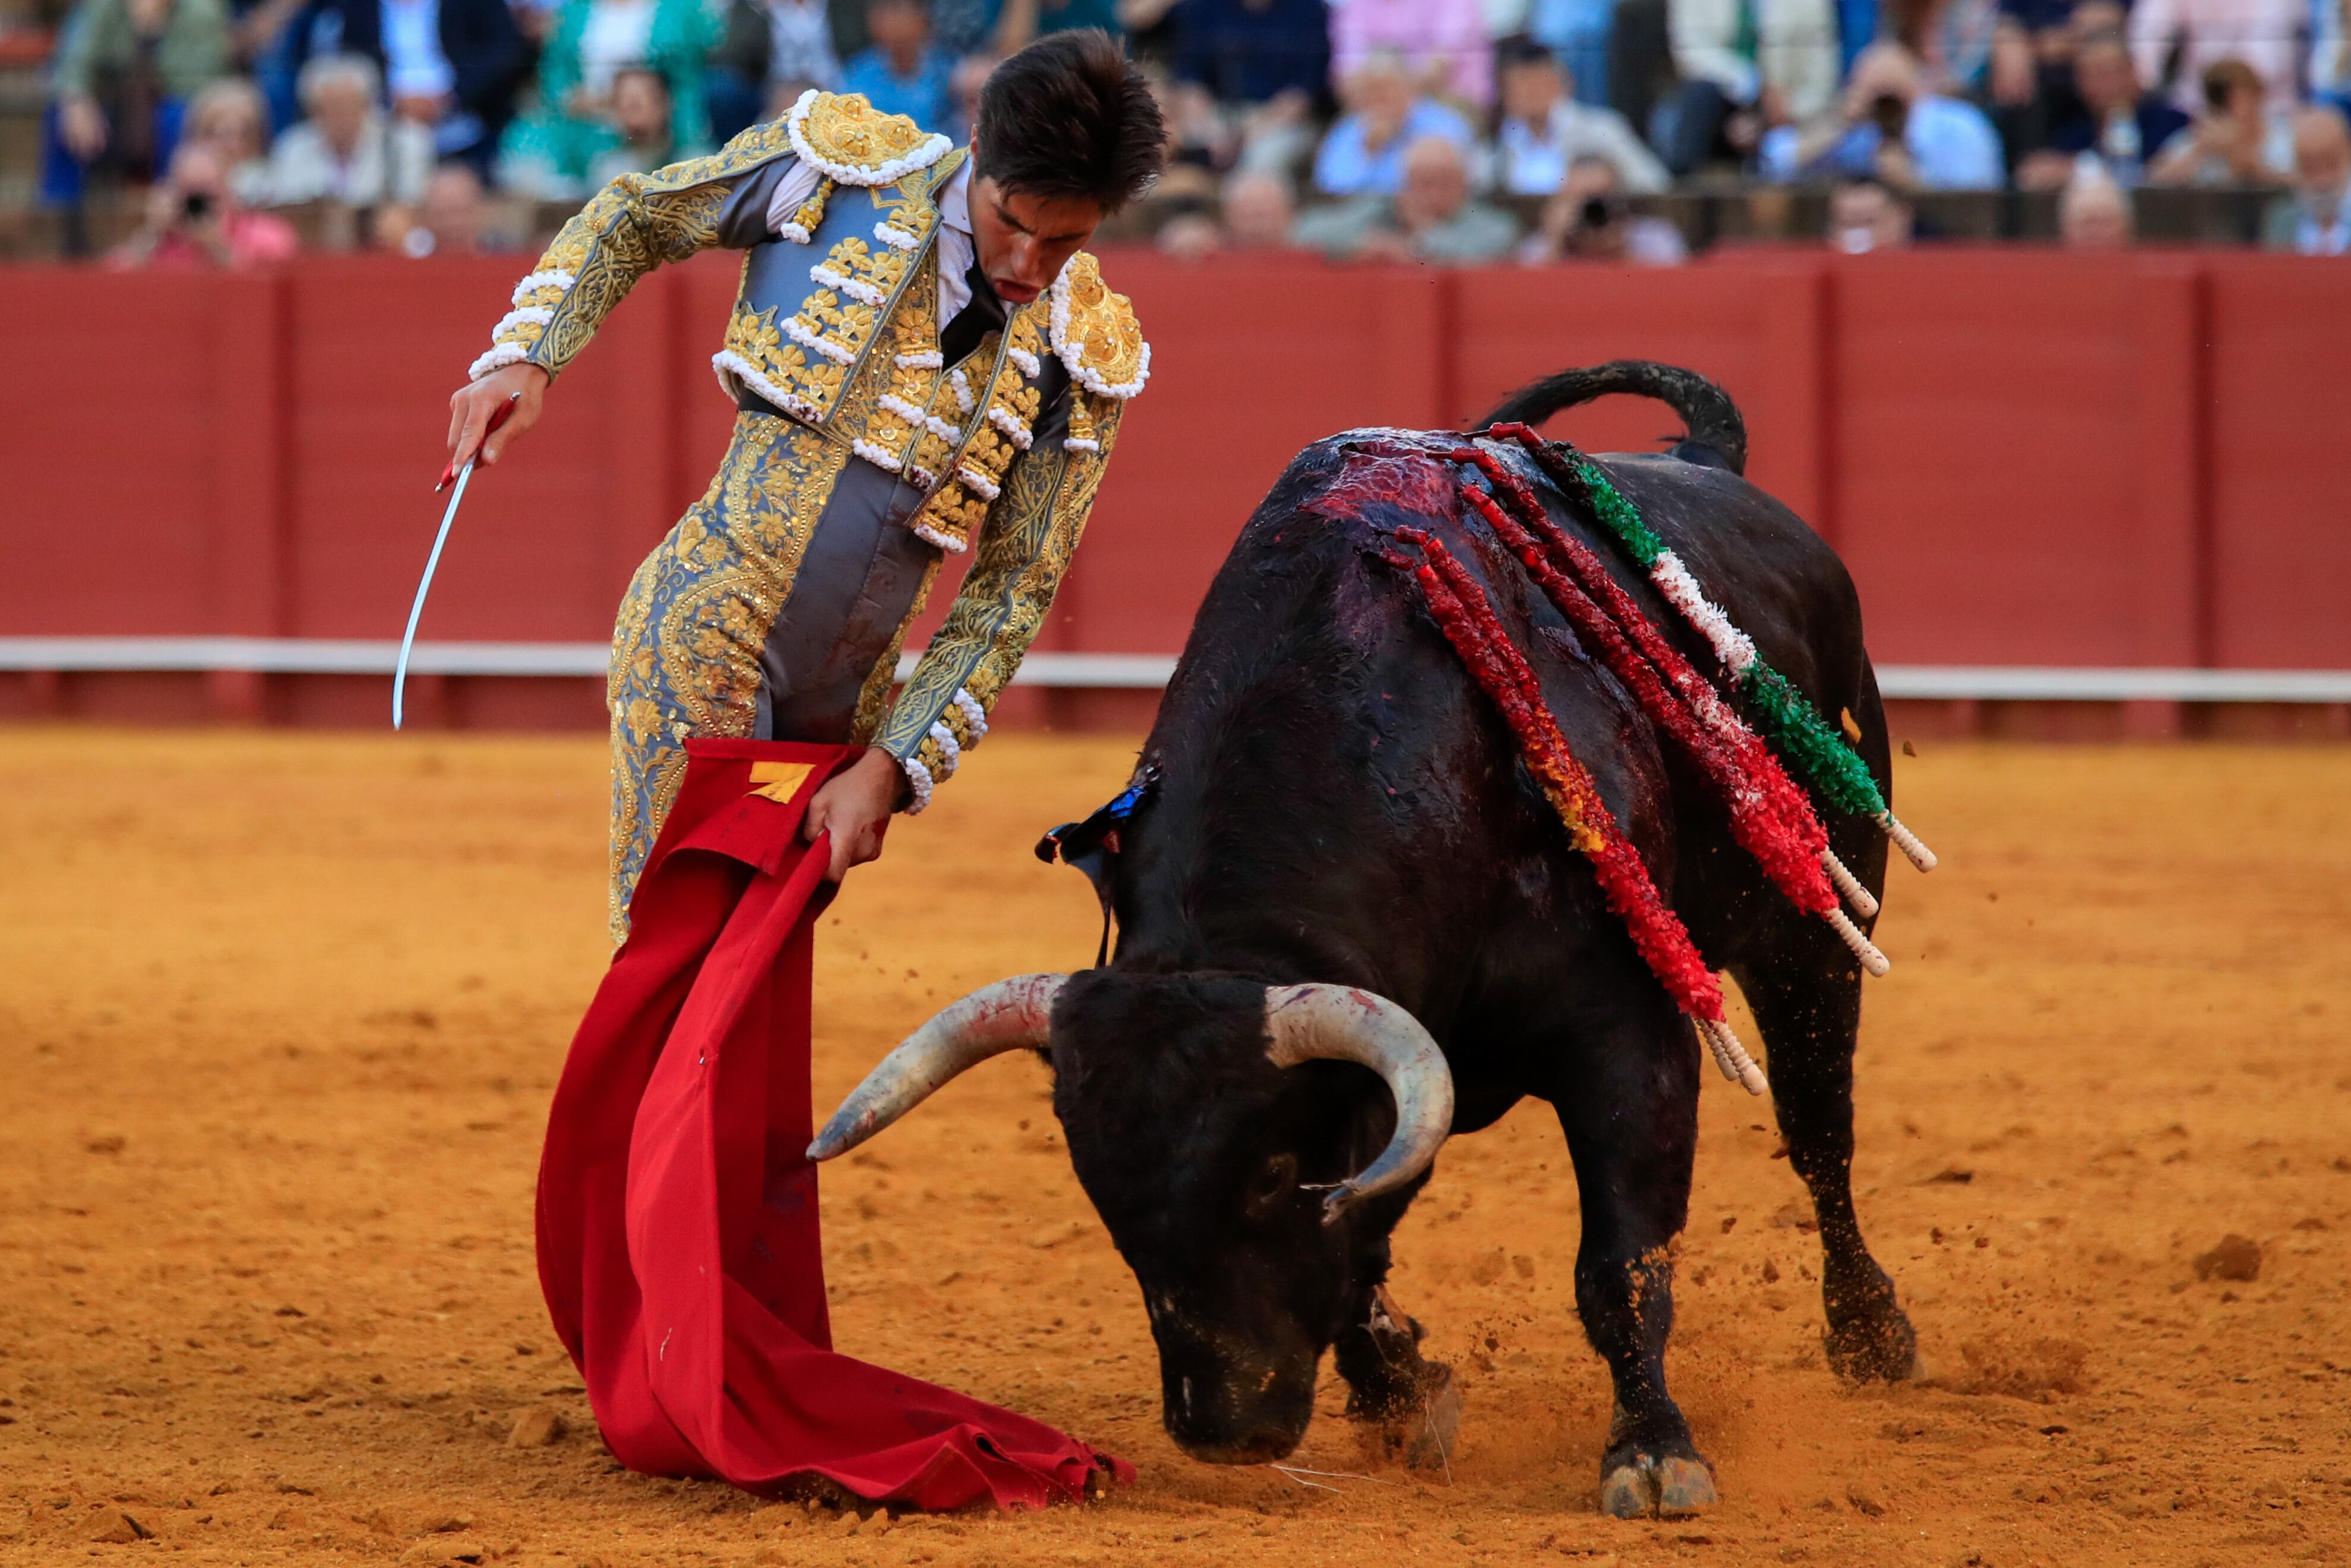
[535,737,1127,1510]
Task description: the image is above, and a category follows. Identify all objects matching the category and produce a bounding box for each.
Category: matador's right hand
[447,363,550,472]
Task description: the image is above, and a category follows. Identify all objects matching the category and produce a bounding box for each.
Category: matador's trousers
[604,410,945,943]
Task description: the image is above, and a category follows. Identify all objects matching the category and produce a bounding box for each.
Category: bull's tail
[1476,360,1747,477]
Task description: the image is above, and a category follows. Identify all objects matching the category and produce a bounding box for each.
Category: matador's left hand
[803,747,907,881]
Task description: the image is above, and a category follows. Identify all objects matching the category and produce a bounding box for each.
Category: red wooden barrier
[1,248,2346,731]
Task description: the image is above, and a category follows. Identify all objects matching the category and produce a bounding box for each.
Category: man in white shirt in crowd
[1758,41,2003,190]
[2264,103,2351,252]
[265,52,433,208]
[1491,36,1669,195]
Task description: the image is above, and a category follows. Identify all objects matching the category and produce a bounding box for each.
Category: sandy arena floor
[2,728,2347,1567]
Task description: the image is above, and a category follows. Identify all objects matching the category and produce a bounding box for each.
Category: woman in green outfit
[498,0,713,198]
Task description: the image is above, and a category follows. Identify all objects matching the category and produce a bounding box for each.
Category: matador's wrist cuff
[882,686,991,815]
[470,269,577,381]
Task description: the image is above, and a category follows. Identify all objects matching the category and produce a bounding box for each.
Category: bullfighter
[447,31,1163,942]
[442,33,1168,1510]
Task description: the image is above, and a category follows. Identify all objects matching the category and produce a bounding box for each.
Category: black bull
[816,363,1920,1517]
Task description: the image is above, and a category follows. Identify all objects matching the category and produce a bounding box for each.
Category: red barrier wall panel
[284,256,659,643]
[1050,252,1453,654]
[1456,265,1761,453]
[0,272,235,634]
[2205,257,2351,669]
[1830,253,2198,667]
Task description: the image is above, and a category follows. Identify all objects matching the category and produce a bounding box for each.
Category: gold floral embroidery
[605,411,848,942]
[719,301,847,418]
[881,400,1126,793]
[1049,251,1149,399]
[794,92,948,180]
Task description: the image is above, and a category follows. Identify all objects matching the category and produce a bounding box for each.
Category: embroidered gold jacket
[467,90,1149,810]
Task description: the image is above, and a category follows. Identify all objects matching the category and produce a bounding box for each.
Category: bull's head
[809,970,1453,1463]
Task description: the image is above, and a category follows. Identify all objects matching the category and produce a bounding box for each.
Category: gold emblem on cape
[799,93,940,177]
[1054,253,1146,397]
[747,760,817,802]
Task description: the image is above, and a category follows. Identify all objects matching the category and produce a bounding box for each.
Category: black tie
[938,260,1006,369]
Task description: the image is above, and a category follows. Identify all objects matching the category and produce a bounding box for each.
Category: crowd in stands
[13,0,2349,266]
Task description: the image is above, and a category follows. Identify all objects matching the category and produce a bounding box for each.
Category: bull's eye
[1246,1153,1299,1215]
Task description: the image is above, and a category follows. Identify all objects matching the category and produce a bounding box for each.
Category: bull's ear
[1035,765,1159,906]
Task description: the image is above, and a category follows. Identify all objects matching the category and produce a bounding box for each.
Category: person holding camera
[1757,40,2003,190]
[106,140,298,269]
[1516,152,1687,263]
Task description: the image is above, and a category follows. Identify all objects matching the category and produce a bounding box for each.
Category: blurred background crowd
[0,0,2344,266]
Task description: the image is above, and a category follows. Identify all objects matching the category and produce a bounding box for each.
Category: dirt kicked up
[2,728,2347,1567]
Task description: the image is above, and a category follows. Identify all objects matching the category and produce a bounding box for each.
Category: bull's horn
[1263,984,1455,1221]
[807,973,1067,1162]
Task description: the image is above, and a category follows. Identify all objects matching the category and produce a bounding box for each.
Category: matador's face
[970,174,1102,307]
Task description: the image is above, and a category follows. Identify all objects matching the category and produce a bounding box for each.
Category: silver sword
[394,395,517,730]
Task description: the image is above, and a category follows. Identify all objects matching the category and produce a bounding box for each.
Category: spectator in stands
[2129,0,2301,115]
[263,51,432,205]
[1171,0,1331,107]
[706,0,840,144]
[1330,0,1492,109]
[1491,36,1668,195]
[1528,0,1620,110]
[2058,161,2134,243]
[1152,73,1240,199]
[1296,131,1520,259]
[1220,166,1300,243]
[108,140,300,265]
[947,49,1000,136]
[2146,57,2292,183]
[48,0,232,203]
[2020,30,2190,186]
[2315,0,2350,120]
[497,0,714,198]
[1973,15,2055,177]
[184,73,274,202]
[1650,0,1841,176]
[586,64,679,181]
[1154,165,1297,257]
[1313,49,1478,194]
[285,0,530,174]
[1825,171,1912,248]
[1517,152,1688,261]
[384,158,515,252]
[2262,103,2351,250]
[841,0,955,129]
[1758,40,2004,188]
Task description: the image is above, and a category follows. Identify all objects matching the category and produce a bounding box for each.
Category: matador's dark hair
[973,30,1165,213]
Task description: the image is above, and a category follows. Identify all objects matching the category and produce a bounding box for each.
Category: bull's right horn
[807,973,1067,1162]
[1263,985,1455,1221]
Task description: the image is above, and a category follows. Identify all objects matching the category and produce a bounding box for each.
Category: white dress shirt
[764,150,977,322]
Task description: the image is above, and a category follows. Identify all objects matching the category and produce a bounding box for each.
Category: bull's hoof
[1823,1266,1919,1384]
[1352,1361,1459,1472]
[1599,1454,1717,1520]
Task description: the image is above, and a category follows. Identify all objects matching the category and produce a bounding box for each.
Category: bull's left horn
[807,973,1068,1162]
[1263,985,1456,1221]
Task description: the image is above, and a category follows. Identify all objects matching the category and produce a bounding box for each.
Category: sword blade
[393,459,474,730]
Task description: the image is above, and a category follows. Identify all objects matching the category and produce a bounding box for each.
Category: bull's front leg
[1332,1283,1460,1469]
[1554,1009,1712,1519]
